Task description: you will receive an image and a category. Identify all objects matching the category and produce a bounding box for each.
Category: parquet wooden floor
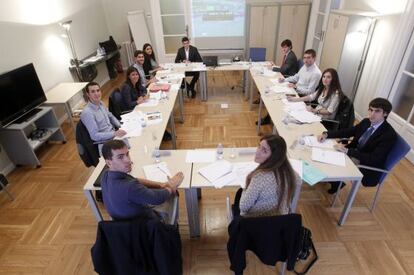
[0,71,413,274]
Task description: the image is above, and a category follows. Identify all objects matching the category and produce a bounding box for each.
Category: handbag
[294,226,318,275]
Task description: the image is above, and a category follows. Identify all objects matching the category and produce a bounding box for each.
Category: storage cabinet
[0,106,66,167]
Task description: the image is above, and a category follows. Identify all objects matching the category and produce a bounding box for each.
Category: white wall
[0,0,110,174]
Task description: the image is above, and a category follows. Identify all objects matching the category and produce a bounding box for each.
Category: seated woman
[120,66,148,112]
[287,68,343,120]
[236,135,301,217]
[143,43,161,78]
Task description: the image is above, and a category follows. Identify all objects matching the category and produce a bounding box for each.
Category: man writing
[175,36,203,98]
[317,98,397,193]
[279,49,321,96]
[101,140,183,222]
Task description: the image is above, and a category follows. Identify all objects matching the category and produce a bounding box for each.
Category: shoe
[253,99,260,104]
[162,131,172,141]
[191,89,196,98]
[327,182,346,194]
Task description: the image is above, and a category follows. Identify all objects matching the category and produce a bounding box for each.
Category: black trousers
[232,188,243,218]
[184,71,200,91]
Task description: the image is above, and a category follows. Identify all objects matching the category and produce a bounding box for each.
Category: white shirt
[185,48,189,61]
[285,63,321,96]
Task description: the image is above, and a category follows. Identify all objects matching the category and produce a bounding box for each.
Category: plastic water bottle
[216,143,224,160]
[140,117,147,128]
[154,146,161,163]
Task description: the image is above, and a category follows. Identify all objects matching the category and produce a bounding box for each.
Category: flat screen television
[0,63,47,127]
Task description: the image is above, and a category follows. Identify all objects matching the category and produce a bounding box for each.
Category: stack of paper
[302,135,335,149]
[185,150,216,163]
[311,148,345,166]
[198,160,233,183]
[289,110,321,123]
[282,99,307,111]
[142,162,172,182]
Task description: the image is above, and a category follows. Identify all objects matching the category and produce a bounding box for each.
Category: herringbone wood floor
[0,71,413,274]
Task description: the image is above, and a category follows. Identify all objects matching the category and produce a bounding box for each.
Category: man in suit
[175,37,203,98]
[279,39,298,77]
[317,98,397,193]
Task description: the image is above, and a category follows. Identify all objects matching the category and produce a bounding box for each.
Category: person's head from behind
[303,49,316,67]
[126,66,141,87]
[368,98,392,124]
[143,43,154,57]
[182,37,190,50]
[102,140,132,173]
[134,50,145,65]
[84,81,101,104]
[280,39,292,55]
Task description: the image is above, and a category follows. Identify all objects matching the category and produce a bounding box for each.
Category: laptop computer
[203,56,218,67]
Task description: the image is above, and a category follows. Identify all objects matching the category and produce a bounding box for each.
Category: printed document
[311,148,346,166]
[142,162,172,182]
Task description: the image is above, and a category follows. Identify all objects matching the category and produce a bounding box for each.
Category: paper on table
[211,162,258,189]
[171,83,180,90]
[303,136,335,149]
[289,158,303,179]
[282,99,307,111]
[198,160,233,183]
[269,86,292,94]
[289,110,321,123]
[270,79,290,86]
[185,150,216,163]
[142,162,172,182]
[213,172,237,189]
[139,98,159,107]
[263,69,277,77]
[311,148,346,166]
[302,161,326,185]
[149,91,161,100]
[146,112,162,125]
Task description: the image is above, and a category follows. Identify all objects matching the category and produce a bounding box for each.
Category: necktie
[358,126,374,149]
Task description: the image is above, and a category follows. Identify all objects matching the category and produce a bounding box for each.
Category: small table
[44,82,88,131]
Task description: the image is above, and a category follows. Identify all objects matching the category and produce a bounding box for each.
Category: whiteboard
[127,10,152,54]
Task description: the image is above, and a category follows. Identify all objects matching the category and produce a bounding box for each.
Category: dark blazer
[280,50,299,77]
[120,82,147,112]
[227,214,302,274]
[327,118,397,186]
[91,218,182,275]
[175,45,203,63]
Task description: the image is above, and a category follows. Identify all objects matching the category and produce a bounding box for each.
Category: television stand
[0,106,66,167]
[14,108,42,124]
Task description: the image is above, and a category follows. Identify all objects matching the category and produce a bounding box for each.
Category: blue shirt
[101,170,171,220]
[80,101,121,142]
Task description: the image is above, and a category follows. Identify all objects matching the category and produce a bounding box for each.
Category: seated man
[279,49,321,97]
[278,39,299,77]
[80,82,126,153]
[317,98,397,193]
[133,50,155,87]
[101,140,183,222]
[175,36,203,98]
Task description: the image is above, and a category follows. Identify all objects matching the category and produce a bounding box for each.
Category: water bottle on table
[216,143,224,160]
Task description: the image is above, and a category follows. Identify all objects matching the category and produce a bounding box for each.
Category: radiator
[122,41,136,66]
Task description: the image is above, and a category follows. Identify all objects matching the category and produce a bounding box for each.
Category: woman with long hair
[142,43,161,77]
[287,68,343,119]
[238,135,301,217]
[120,66,148,112]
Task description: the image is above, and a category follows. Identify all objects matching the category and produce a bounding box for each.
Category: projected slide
[192,0,245,38]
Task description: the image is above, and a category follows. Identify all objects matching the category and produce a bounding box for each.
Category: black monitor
[203,56,218,67]
[0,63,47,127]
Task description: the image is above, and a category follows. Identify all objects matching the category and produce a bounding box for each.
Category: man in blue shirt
[101,140,183,222]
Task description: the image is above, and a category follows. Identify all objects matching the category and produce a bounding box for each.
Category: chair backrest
[75,120,99,167]
[297,59,304,70]
[335,95,355,130]
[378,134,411,183]
[108,88,123,120]
[249,47,266,62]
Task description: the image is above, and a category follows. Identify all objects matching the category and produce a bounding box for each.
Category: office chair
[0,173,14,201]
[249,47,266,62]
[332,134,411,211]
[108,88,132,121]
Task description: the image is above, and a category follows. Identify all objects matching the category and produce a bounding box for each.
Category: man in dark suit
[317,98,397,193]
[279,39,298,77]
[175,37,203,98]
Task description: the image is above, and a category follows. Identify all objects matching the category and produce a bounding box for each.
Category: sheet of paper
[282,99,307,111]
[142,162,172,182]
[269,86,292,94]
[270,79,290,86]
[302,161,326,186]
[213,172,237,189]
[139,98,159,107]
[289,110,321,123]
[311,148,346,167]
[263,69,278,77]
[149,91,161,100]
[232,162,259,189]
[198,160,233,183]
[289,158,303,179]
[185,150,216,163]
[303,136,335,149]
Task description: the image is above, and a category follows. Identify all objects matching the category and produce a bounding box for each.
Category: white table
[44,82,88,131]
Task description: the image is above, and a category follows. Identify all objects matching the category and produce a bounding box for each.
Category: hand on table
[334,143,348,153]
[317,132,327,142]
[115,129,127,137]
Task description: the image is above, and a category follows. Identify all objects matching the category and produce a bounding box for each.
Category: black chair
[75,120,100,167]
[108,88,126,121]
[321,95,354,131]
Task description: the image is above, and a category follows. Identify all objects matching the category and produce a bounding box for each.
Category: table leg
[249,74,254,110]
[178,86,184,123]
[200,71,208,101]
[84,190,103,222]
[64,102,75,132]
[185,188,200,238]
[243,70,248,97]
[256,97,263,135]
[338,179,361,225]
[169,113,177,149]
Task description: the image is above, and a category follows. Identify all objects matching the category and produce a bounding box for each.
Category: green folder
[302,160,326,185]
